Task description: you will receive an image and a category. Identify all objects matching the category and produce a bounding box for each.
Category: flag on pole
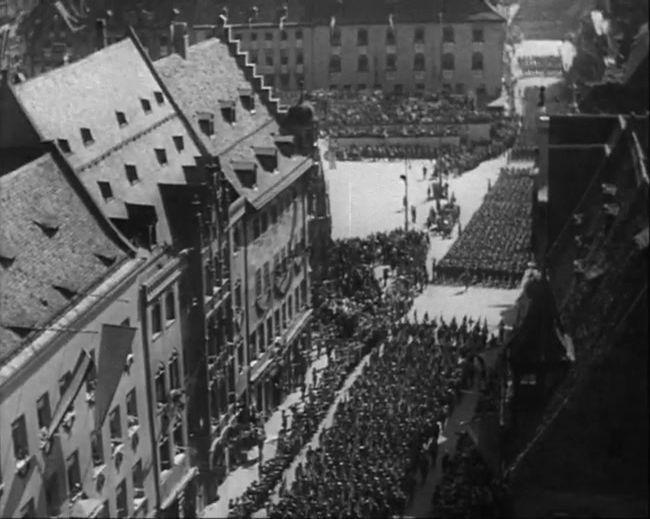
[330,16,337,34]
[278,5,288,31]
[388,13,395,31]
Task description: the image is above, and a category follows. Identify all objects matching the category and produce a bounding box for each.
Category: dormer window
[254,146,278,171]
[219,100,236,124]
[57,138,71,153]
[173,135,184,151]
[154,91,164,104]
[125,164,139,184]
[233,161,257,188]
[155,148,168,165]
[116,111,128,127]
[238,86,255,112]
[98,181,114,201]
[197,112,215,136]
[81,128,94,146]
[141,98,152,114]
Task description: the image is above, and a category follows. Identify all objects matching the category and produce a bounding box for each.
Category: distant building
[207,0,506,97]
[8,0,506,99]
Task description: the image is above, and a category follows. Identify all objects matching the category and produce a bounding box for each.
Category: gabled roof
[10,37,205,245]
[0,153,130,365]
[155,38,270,156]
[155,37,311,210]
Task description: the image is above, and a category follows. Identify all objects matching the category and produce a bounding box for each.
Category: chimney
[95,18,108,50]
[171,21,188,59]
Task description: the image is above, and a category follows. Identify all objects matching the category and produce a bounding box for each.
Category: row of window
[249,49,304,67]
[328,52,484,73]
[329,26,484,47]
[248,279,308,363]
[55,92,165,154]
[234,29,304,43]
[253,237,304,299]
[94,136,185,202]
[235,25,485,48]
[233,190,298,248]
[7,368,142,517]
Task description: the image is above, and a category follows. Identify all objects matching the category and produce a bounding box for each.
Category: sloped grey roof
[0,154,129,364]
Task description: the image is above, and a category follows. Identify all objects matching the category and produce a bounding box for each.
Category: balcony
[296,63,304,74]
[472,69,485,80]
[386,71,397,81]
[472,41,484,51]
[414,70,425,81]
[442,69,454,80]
[330,45,341,55]
[414,43,425,53]
[386,44,396,54]
[160,453,198,510]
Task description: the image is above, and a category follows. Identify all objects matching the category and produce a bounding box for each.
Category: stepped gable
[155,33,311,209]
[10,37,205,241]
[0,153,130,364]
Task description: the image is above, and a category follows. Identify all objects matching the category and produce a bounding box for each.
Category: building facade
[230,16,505,96]
[0,29,225,515]
[155,20,324,500]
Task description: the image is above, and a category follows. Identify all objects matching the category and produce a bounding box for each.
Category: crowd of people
[435,169,534,289]
[264,314,496,518]
[517,55,563,75]
[227,230,430,517]
[432,431,510,518]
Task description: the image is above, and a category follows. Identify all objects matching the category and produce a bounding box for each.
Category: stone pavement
[200,347,329,518]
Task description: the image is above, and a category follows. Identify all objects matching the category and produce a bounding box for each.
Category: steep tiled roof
[0,153,129,364]
[155,38,270,155]
[155,37,311,209]
[11,37,204,244]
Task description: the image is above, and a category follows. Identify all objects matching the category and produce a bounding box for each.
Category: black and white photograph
[0,1,647,518]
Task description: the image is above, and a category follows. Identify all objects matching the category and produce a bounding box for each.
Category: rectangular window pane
[37,392,52,429]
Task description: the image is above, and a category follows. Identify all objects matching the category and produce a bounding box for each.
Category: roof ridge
[14,38,134,88]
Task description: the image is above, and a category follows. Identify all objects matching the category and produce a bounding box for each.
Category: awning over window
[47,350,93,440]
[94,324,137,429]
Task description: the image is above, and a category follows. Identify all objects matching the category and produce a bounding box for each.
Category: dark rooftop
[155,37,312,209]
[193,0,503,26]
[0,153,130,365]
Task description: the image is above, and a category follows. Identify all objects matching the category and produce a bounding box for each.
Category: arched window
[357,28,368,46]
[414,53,425,71]
[472,52,484,70]
[358,54,369,72]
[329,55,341,73]
[330,28,341,46]
[442,53,455,70]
